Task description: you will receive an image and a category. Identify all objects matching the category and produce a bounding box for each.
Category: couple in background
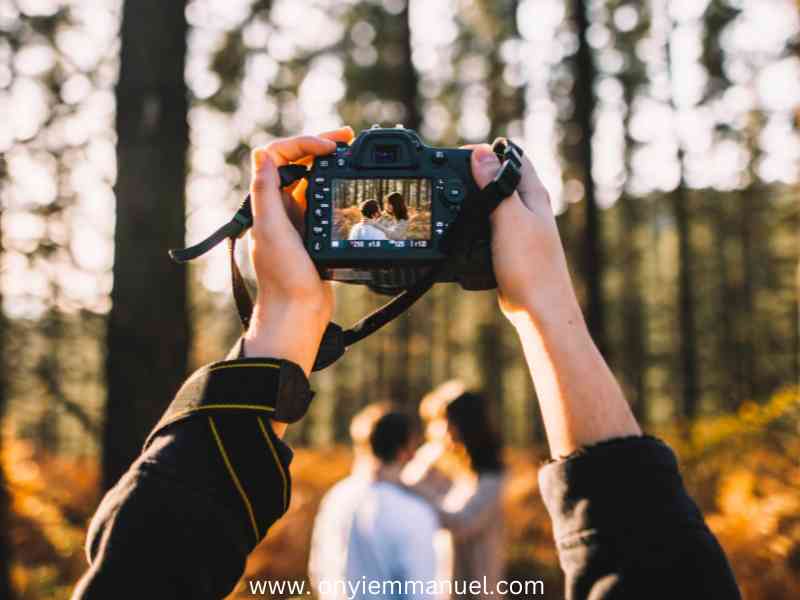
[309,383,505,600]
[348,191,413,241]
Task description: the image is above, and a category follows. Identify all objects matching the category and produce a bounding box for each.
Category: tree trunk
[618,194,649,421]
[479,0,524,415]
[662,2,700,420]
[0,155,15,600]
[671,183,699,418]
[104,0,190,490]
[388,2,421,409]
[573,0,608,356]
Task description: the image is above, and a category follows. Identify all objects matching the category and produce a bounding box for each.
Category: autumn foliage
[4,388,799,599]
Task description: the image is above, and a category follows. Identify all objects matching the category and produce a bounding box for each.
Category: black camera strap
[170,139,523,372]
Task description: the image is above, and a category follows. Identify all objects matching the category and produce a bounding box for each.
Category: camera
[169,124,521,367]
[304,125,496,294]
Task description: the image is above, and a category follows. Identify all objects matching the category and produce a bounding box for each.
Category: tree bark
[0,155,15,600]
[671,183,699,418]
[104,0,190,490]
[663,2,700,419]
[573,0,608,356]
[388,2,421,408]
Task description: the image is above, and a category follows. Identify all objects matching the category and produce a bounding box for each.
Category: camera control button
[318,159,330,169]
[314,176,327,185]
[336,158,347,168]
[445,184,464,203]
[312,226,325,235]
[312,240,323,252]
[433,150,447,165]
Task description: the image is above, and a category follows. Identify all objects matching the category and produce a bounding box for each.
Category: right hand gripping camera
[170,125,523,370]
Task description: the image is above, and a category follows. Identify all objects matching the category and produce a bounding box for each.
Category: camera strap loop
[229,236,254,330]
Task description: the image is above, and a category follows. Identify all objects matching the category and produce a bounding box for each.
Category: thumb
[470,144,501,189]
[250,148,293,237]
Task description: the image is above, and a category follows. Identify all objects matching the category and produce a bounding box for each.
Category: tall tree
[390,0,422,407]
[572,0,608,355]
[0,156,14,600]
[470,0,524,419]
[104,0,191,489]
[610,0,651,421]
[661,1,699,419]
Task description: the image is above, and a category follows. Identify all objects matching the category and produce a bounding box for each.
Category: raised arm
[72,128,354,600]
[470,145,741,600]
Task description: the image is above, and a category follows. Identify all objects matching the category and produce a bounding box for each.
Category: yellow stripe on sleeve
[207,416,260,542]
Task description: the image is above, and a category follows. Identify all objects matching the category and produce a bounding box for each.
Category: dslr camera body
[303,125,498,294]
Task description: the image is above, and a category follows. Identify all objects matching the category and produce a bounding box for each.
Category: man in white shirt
[348,200,389,241]
[309,410,445,600]
[309,403,391,597]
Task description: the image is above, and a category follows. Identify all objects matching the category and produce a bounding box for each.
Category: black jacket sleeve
[71,359,296,600]
[538,436,741,600]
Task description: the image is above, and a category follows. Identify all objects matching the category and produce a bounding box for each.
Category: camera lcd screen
[331,178,433,249]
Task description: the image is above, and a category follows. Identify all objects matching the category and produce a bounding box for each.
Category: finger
[287,126,356,173]
[470,144,502,189]
[471,144,552,217]
[470,144,533,226]
[265,135,338,167]
[285,126,354,225]
[319,126,355,144]
[250,148,296,238]
[515,153,550,213]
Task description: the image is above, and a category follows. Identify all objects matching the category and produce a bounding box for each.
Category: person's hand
[244,127,354,375]
[470,145,580,325]
[472,146,641,457]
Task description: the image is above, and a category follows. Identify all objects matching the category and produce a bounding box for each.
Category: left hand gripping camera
[170,125,523,371]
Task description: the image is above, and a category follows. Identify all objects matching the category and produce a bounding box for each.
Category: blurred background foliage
[0,0,798,598]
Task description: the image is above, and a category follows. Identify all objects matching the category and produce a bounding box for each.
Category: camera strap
[170,140,523,372]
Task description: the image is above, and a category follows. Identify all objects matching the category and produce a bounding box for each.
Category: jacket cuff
[538,436,706,547]
[144,356,313,449]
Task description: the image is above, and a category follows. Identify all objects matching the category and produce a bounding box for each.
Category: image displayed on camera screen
[331,178,432,247]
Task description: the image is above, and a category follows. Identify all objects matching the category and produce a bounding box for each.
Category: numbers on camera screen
[336,240,428,249]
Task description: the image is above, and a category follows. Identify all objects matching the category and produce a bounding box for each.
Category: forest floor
[4,387,799,600]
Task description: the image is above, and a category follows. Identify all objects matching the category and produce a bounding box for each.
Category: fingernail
[478,151,498,164]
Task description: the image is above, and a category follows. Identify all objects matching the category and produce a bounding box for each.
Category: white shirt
[309,475,370,597]
[309,476,444,600]
[349,221,388,241]
[347,481,442,600]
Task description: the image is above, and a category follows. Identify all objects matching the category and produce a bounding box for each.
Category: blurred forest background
[0,0,799,598]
